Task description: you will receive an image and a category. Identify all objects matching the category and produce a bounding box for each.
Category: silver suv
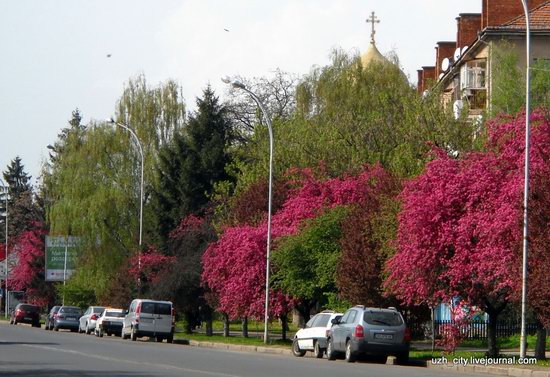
[327,305,410,363]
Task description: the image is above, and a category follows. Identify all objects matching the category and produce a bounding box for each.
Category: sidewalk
[412,341,550,377]
[411,340,550,358]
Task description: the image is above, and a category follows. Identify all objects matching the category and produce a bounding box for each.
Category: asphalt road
[0,322,483,377]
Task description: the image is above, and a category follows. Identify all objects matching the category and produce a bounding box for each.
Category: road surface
[0,322,483,377]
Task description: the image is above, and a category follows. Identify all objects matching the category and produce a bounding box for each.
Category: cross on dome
[366,11,380,44]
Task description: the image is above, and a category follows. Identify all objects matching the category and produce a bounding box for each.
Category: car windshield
[312,314,331,327]
[19,304,38,312]
[60,307,81,314]
[105,311,125,318]
[93,307,105,314]
[363,311,403,326]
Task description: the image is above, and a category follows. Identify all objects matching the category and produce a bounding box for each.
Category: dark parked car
[45,306,61,330]
[327,305,410,363]
[10,303,41,327]
[53,306,82,332]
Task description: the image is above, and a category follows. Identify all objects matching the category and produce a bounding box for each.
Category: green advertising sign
[45,236,81,281]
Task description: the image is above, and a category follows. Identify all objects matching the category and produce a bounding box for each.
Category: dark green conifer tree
[153,86,233,244]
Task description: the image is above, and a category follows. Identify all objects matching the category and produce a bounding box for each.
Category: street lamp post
[519,0,531,360]
[106,118,145,269]
[0,179,8,318]
[222,77,274,344]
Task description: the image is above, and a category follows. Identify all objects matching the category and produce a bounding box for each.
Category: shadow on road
[0,370,153,377]
[0,341,59,346]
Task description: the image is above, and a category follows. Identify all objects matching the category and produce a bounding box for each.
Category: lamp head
[221,77,246,90]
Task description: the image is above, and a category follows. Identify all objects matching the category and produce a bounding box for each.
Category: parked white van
[122,299,175,343]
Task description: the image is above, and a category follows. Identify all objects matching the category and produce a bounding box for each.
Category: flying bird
[106,54,112,58]
[224,28,229,32]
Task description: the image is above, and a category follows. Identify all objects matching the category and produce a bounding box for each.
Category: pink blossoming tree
[386,110,550,357]
[202,164,393,322]
[9,222,55,307]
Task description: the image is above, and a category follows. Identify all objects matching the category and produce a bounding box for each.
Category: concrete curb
[175,339,293,356]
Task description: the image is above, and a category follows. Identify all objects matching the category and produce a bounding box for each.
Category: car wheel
[314,341,324,358]
[130,328,137,341]
[167,335,173,344]
[396,351,409,365]
[292,339,306,357]
[54,326,59,331]
[85,323,92,335]
[345,340,356,363]
[326,338,336,361]
[156,336,163,343]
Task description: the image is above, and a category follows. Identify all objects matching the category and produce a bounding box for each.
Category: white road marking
[20,343,242,377]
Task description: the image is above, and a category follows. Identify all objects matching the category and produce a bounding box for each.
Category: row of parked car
[292,306,411,364]
[10,298,176,343]
[10,300,410,363]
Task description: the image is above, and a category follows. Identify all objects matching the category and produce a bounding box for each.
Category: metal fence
[434,320,538,340]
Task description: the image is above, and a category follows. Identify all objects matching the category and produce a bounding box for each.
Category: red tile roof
[498,1,550,30]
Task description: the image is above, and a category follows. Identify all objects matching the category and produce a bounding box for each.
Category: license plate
[24,317,32,321]
[374,333,393,340]
[67,317,76,320]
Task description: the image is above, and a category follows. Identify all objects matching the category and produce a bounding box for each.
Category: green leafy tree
[490,42,550,116]
[272,206,349,322]
[44,76,186,302]
[231,49,476,196]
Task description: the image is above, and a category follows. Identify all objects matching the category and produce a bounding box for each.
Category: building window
[460,60,486,90]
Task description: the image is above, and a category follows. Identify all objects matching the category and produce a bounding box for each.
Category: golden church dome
[361,41,388,67]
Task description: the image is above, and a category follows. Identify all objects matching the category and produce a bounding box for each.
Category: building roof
[496,1,550,30]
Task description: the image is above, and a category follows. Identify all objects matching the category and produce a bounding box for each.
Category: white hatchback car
[292,310,343,358]
[95,308,125,337]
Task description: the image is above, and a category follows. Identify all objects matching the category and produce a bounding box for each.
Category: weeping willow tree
[490,41,550,117]
[229,49,477,195]
[43,75,186,304]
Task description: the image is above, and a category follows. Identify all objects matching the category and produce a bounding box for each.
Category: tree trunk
[185,311,194,334]
[203,307,213,337]
[535,321,547,360]
[431,306,436,352]
[223,313,230,337]
[484,299,508,358]
[242,317,249,338]
[280,314,288,341]
[295,301,315,328]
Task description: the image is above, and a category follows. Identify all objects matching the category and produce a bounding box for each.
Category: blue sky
[0,0,480,183]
